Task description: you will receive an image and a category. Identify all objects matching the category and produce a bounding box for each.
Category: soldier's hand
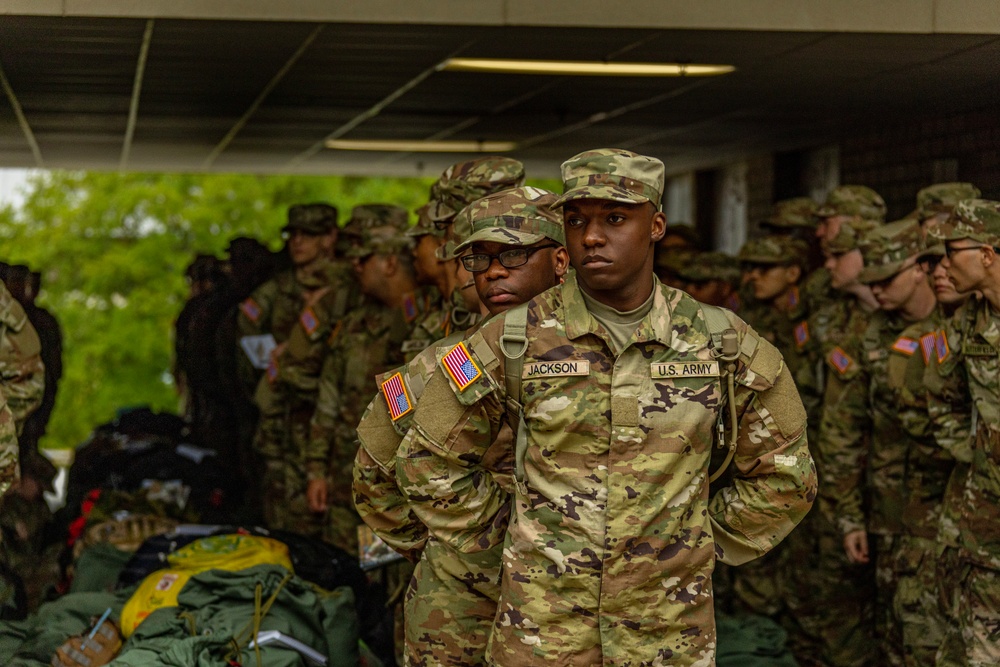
[307,478,328,512]
[843,530,869,564]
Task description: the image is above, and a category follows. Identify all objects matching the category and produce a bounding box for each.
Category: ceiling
[2,10,1000,178]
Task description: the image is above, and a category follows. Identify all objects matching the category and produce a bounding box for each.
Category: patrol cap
[738,236,811,270]
[406,204,441,239]
[342,204,409,255]
[661,223,700,248]
[654,247,697,276]
[422,156,526,224]
[816,185,887,222]
[823,218,882,254]
[857,218,925,284]
[674,251,741,284]
[764,197,819,230]
[915,182,981,220]
[283,203,338,234]
[931,198,1000,246]
[347,209,413,259]
[443,186,565,260]
[552,148,664,209]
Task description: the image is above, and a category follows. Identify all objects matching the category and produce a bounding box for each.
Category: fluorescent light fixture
[325,139,517,153]
[442,58,735,77]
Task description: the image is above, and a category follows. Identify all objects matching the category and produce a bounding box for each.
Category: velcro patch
[380,372,413,421]
[523,360,590,379]
[239,298,262,323]
[651,361,720,379]
[892,336,919,356]
[962,342,995,357]
[611,396,639,427]
[402,293,418,323]
[794,321,809,349]
[402,339,430,353]
[829,347,855,375]
[920,333,935,365]
[441,342,481,391]
[936,330,950,363]
[266,358,278,382]
[300,307,319,336]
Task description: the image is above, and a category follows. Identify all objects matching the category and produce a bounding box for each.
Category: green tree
[0,170,441,450]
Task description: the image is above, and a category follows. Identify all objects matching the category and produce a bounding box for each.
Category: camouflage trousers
[260,456,327,539]
[891,535,948,667]
[875,534,905,667]
[728,509,877,667]
[935,559,1000,667]
[404,538,502,667]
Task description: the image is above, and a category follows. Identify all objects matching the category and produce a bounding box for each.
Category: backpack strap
[500,303,530,493]
[700,304,741,483]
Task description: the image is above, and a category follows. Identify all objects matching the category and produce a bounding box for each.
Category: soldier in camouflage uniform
[672,251,740,309]
[355,187,569,666]
[820,218,947,667]
[759,197,823,274]
[396,148,816,665]
[401,157,525,360]
[924,199,1000,667]
[237,203,350,535]
[911,183,981,234]
[0,280,44,434]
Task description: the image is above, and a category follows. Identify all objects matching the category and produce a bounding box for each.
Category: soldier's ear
[650,209,667,243]
[552,246,570,280]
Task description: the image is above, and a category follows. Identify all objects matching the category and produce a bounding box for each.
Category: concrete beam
[2,0,999,34]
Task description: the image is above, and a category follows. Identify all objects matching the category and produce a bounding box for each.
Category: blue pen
[81,607,113,651]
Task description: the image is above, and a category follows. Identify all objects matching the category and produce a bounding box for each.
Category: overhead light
[325,139,517,153]
[442,58,735,77]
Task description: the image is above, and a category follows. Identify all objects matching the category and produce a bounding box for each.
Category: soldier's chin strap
[709,326,741,484]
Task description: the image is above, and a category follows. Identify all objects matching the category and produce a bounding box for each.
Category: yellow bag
[120,534,293,636]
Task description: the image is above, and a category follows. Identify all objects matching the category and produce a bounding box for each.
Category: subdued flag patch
[892,336,919,356]
[441,342,482,391]
[381,372,413,420]
[240,298,262,323]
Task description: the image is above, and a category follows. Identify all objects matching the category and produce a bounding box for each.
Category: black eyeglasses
[943,243,994,258]
[461,244,559,273]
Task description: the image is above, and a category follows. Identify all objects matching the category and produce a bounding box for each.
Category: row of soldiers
[225,149,815,664]
[656,183,999,667]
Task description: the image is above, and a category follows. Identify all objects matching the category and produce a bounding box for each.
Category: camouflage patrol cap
[765,197,819,230]
[347,220,414,259]
[422,157,526,224]
[674,251,741,284]
[916,183,982,220]
[342,204,409,256]
[931,198,1000,246]
[552,148,664,209]
[654,247,696,276]
[823,218,881,254]
[406,204,441,239]
[816,185,887,222]
[283,203,338,234]
[442,186,565,260]
[857,218,925,284]
[738,236,811,270]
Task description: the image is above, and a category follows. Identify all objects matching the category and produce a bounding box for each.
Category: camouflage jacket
[819,308,951,539]
[0,283,44,431]
[305,297,414,484]
[397,274,816,665]
[0,389,18,497]
[401,289,480,363]
[927,295,1000,568]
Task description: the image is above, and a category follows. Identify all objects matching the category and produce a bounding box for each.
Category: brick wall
[840,107,1000,220]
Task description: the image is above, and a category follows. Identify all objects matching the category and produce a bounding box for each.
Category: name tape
[523,360,590,378]
[651,361,720,379]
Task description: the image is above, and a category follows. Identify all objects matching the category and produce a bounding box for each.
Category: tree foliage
[0,171,445,450]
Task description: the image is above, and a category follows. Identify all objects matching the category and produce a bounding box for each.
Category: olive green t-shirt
[581,286,656,356]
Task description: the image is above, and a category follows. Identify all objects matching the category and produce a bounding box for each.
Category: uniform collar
[562,272,674,347]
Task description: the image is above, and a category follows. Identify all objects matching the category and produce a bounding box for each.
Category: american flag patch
[402,293,418,323]
[920,333,936,365]
[240,298,261,323]
[829,346,854,375]
[441,342,481,391]
[794,321,809,348]
[381,372,413,421]
[787,286,800,308]
[892,337,919,356]
[300,307,319,336]
[936,329,950,363]
[266,358,278,382]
